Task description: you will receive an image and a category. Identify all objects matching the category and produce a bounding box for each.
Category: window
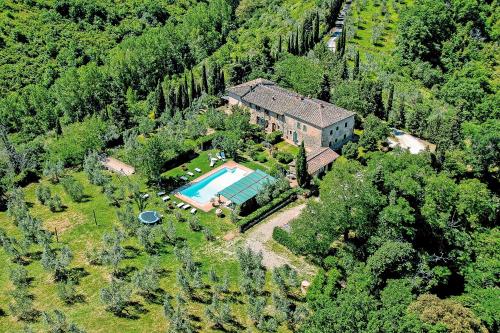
[335,138,338,143]
[303,125,307,132]
[336,126,339,131]
[343,134,346,139]
[297,122,301,129]
[289,131,292,134]
[330,130,333,135]
[345,122,348,127]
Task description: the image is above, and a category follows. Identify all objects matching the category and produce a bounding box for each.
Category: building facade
[224,79,355,151]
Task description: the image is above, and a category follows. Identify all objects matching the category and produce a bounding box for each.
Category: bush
[272,227,295,251]
[48,117,107,166]
[266,131,283,144]
[48,195,63,212]
[257,154,268,163]
[35,185,52,205]
[61,176,85,202]
[275,152,293,164]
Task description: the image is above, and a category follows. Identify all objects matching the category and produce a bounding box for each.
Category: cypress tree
[154,80,166,117]
[318,74,331,102]
[294,28,299,55]
[287,36,292,54]
[220,70,226,94]
[353,50,360,80]
[190,71,197,101]
[296,141,310,188]
[278,36,282,54]
[55,118,62,136]
[386,83,394,118]
[202,64,209,94]
[341,58,349,80]
[372,82,385,120]
[396,97,405,129]
[314,12,320,42]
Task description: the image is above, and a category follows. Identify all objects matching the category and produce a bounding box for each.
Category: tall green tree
[296,141,309,187]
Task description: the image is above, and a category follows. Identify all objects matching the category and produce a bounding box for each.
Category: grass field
[0,143,310,332]
[0,169,248,332]
[347,0,413,61]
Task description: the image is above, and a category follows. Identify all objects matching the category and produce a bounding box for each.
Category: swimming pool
[180,167,248,204]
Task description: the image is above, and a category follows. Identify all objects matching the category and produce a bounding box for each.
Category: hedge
[236,188,298,232]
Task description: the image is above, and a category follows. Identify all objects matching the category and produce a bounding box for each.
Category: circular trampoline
[138,210,161,225]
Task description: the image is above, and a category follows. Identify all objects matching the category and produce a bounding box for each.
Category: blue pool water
[180,167,248,204]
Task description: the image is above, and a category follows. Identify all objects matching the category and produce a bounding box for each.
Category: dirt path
[241,203,316,275]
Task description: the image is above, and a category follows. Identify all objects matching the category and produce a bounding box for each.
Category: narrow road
[242,203,316,275]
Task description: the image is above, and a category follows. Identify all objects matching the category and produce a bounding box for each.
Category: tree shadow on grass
[116,301,148,320]
[123,245,141,259]
[114,265,138,281]
[67,267,90,284]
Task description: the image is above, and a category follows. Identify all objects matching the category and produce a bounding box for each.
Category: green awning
[219,169,275,205]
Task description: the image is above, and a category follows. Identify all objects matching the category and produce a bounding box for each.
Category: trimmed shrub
[266,131,283,144]
[275,152,294,164]
[272,227,296,251]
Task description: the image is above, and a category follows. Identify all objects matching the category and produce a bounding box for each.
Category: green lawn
[0,169,246,332]
[275,141,299,156]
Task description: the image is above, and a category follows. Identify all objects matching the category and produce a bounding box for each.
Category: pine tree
[296,141,310,187]
[353,50,360,80]
[318,74,331,101]
[202,64,209,93]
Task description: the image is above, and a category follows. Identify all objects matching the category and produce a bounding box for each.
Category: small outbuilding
[289,147,339,178]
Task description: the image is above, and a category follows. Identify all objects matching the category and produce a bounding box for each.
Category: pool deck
[173,161,253,212]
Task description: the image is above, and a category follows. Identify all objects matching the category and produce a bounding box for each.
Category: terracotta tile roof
[306,147,340,175]
[225,79,354,128]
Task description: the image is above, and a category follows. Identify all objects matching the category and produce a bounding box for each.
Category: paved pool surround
[173,161,253,212]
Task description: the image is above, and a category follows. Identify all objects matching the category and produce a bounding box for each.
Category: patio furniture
[190,208,197,214]
[220,151,226,160]
[187,171,194,176]
[216,152,222,160]
[162,195,170,202]
[157,191,166,196]
[177,202,184,208]
[195,168,202,173]
[180,176,188,181]
[182,204,191,210]
[141,193,149,199]
[210,158,217,167]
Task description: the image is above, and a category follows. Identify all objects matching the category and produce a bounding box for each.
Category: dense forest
[0,0,499,332]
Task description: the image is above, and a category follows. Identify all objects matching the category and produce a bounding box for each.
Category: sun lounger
[190,208,197,214]
[157,191,166,196]
[216,152,222,160]
[177,202,184,208]
[187,172,194,176]
[162,195,170,202]
[141,194,149,199]
[182,204,191,210]
[195,168,202,173]
[210,158,216,167]
[220,151,226,160]
[180,176,188,181]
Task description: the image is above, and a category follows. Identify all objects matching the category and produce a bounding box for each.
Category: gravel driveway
[242,203,316,275]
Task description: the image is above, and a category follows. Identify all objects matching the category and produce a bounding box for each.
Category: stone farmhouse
[224,78,355,151]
